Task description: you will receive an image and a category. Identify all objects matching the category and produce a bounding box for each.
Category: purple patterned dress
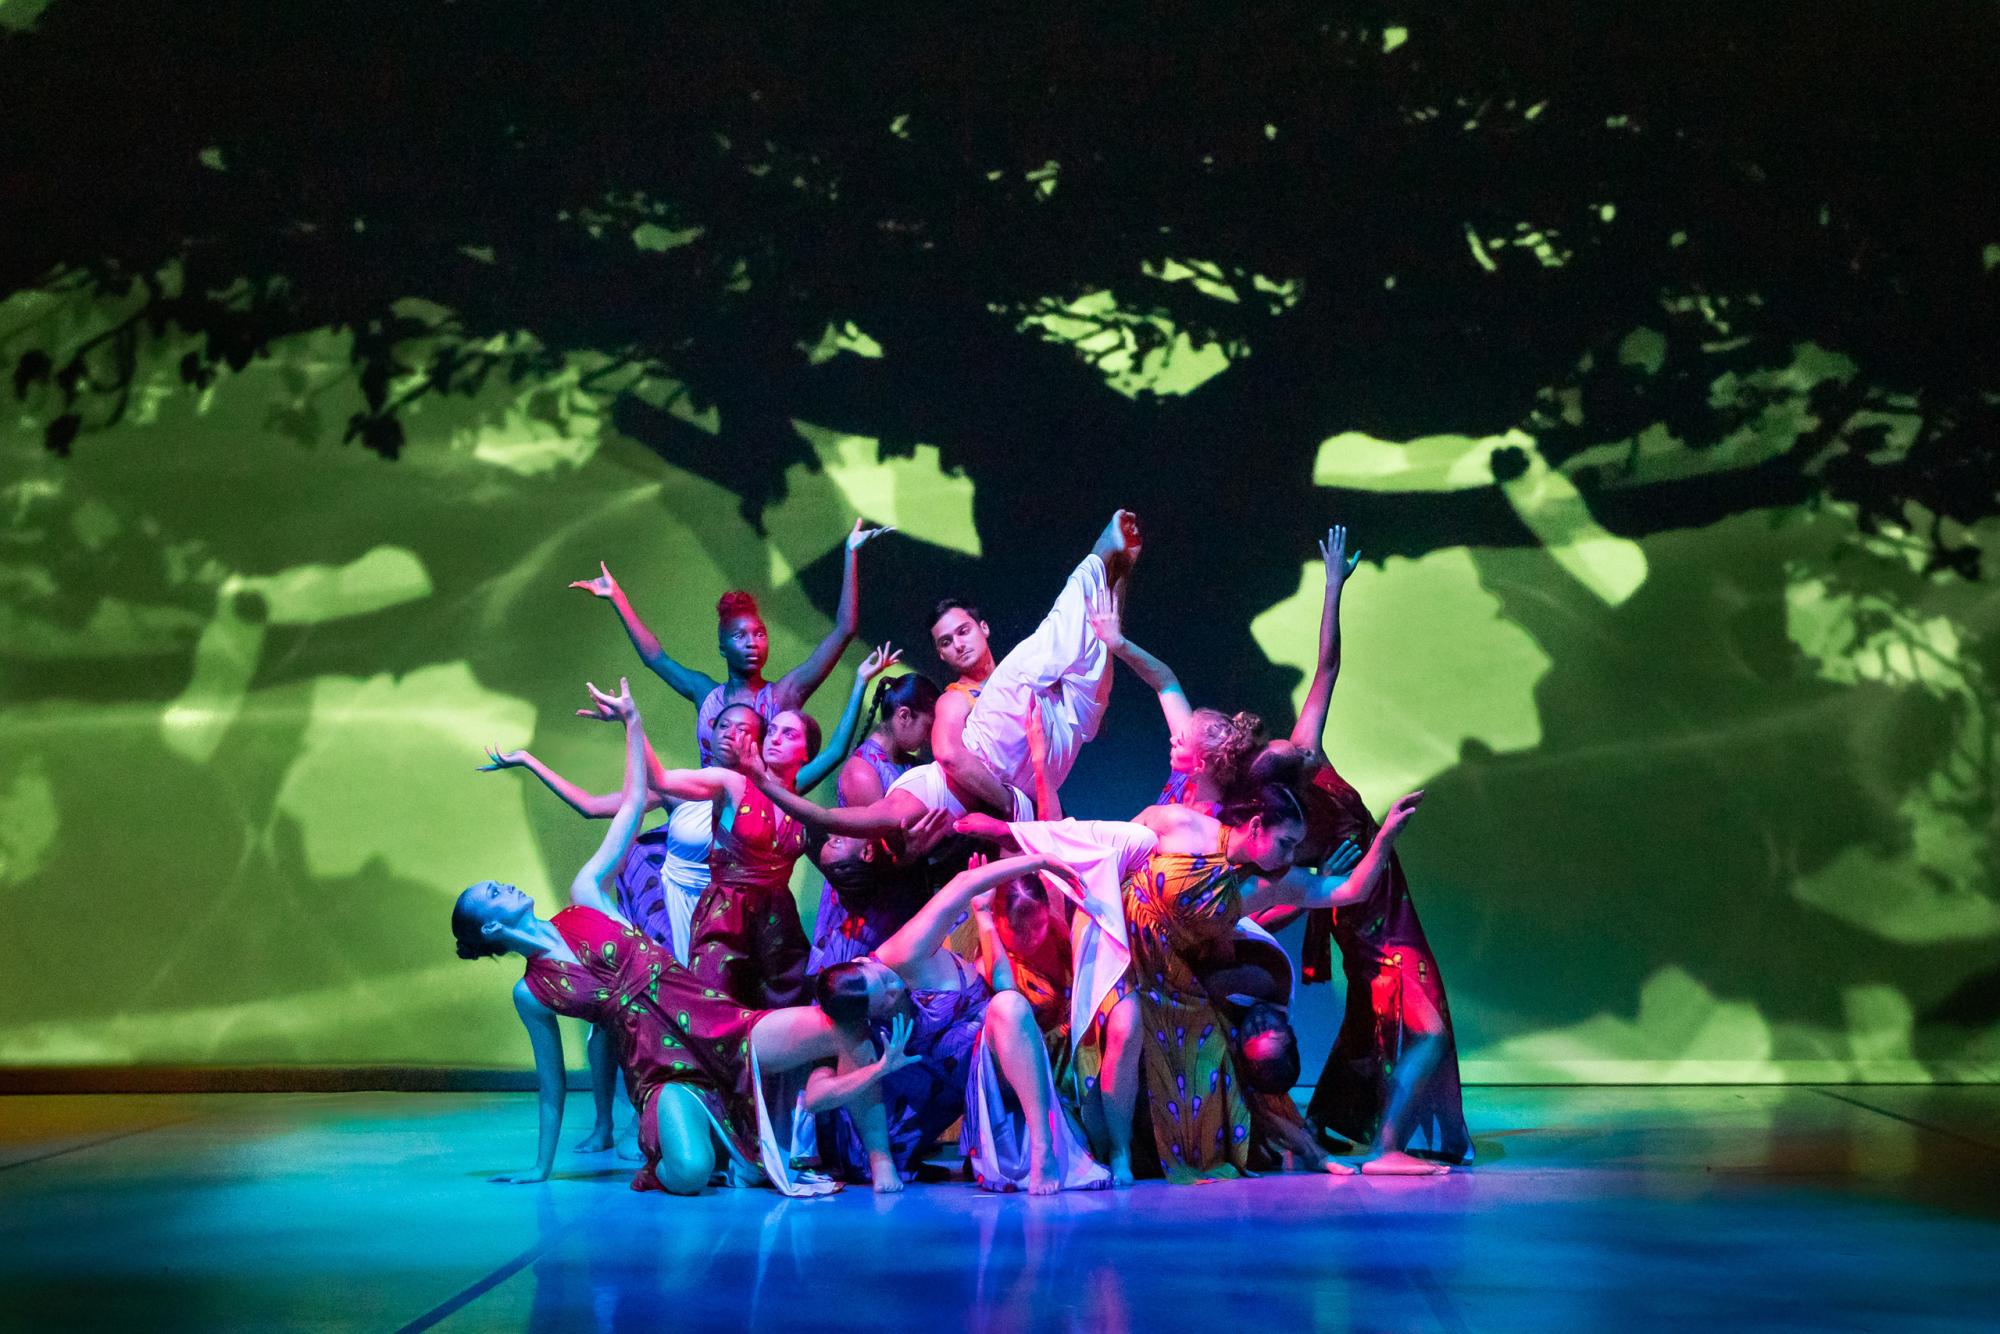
[817,952,991,1183]
[807,737,919,970]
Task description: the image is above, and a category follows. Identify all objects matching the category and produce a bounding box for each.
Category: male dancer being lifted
[750,511,1141,836]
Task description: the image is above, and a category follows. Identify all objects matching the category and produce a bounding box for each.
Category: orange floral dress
[1084,828,1254,1182]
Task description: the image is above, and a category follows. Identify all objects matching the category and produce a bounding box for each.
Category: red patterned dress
[686,784,812,1009]
[522,905,764,1192]
[1297,765,1472,1164]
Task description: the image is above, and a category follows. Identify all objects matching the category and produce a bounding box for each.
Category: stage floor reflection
[1,1086,1996,1330]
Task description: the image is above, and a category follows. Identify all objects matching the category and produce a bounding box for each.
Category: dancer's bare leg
[1358,987,1451,1176]
[1098,992,1143,1187]
[649,1085,720,1195]
[984,991,1059,1194]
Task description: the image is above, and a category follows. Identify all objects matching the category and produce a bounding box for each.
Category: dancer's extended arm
[565,681,652,921]
[494,980,566,1184]
[1291,525,1359,754]
[1245,793,1421,914]
[971,894,1021,993]
[876,853,1082,975]
[796,643,900,793]
[1088,599,1193,737]
[749,763,912,837]
[776,520,892,709]
[1023,702,1062,821]
[569,562,719,704]
[800,1015,920,1114]
[478,747,668,820]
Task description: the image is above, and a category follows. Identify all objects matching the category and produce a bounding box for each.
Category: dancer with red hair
[571,518,893,763]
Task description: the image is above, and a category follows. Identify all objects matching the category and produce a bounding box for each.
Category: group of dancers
[454,511,1473,1196]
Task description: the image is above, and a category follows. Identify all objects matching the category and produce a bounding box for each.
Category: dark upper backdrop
[2,1,1996,1080]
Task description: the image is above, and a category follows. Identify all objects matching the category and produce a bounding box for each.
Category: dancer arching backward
[1083,596,1264,814]
[807,671,944,971]
[1251,525,1471,1174]
[570,519,893,764]
[453,679,772,1195]
[965,782,1422,1184]
[782,851,1102,1194]
[480,651,895,1154]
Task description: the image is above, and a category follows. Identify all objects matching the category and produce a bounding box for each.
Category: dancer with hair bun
[1084,596,1263,814]
[571,518,894,763]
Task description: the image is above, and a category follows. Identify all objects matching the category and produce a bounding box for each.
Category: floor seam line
[1811,1087,2000,1156]
[0,1113,211,1175]
[392,1220,575,1332]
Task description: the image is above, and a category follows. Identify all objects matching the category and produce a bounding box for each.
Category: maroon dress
[686,785,812,1009]
[522,905,766,1191]
[1298,765,1472,1163]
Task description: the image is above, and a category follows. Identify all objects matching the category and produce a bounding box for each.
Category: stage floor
[1,1086,1995,1331]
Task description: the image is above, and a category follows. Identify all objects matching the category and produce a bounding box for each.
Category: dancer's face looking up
[762,709,819,772]
[887,704,935,757]
[713,705,766,770]
[930,604,991,676]
[719,613,769,676]
[1168,719,1206,775]
[453,880,534,957]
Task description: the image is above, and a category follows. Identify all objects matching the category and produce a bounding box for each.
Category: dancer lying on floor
[1252,524,1473,1175]
[958,782,1423,1184]
[571,518,893,764]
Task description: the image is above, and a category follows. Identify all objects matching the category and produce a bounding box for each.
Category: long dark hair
[864,672,942,750]
[814,961,873,1028]
[1217,782,1306,834]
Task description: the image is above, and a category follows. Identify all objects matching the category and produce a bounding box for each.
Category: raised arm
[493,980,566,1184]
[876,853,1083,975]
[478,746,666,820]
[1244,792,1421,915]
[797,643,900,793]
[751,763,912,837]
[569,562,719,704]
[775,520,892,709]
[1088,595,1193,737]
[565,680,651,919]
[1290,525,1360,754]
[971,891,1021,994]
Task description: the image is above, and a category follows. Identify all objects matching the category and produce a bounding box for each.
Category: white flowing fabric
[745,1032,843,1198]
[1000,819,1159,1050]
[959,553,1114,796]
[658,800,714,964]
[961,1029,1111,1193]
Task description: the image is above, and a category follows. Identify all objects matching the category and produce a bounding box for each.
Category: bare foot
[1027,1166,1059,1196]
[1321,1157,1357,1176]
[1109,1152,1136,1189]
[1360,1150,1448,1176]
[573,1127,615,1154]
[615,1130,642,1163]
[873,1172,906,1195]
[1092,509,1142,581]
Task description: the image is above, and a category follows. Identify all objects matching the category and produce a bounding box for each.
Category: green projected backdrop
[3,3,1998,1082]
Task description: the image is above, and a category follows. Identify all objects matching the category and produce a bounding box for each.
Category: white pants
[958,553,1113,796]
[888,762,1035,820]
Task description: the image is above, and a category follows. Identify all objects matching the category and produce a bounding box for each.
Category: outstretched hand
[489,1169,550,1185]
[1382,790,1425,838]
[1324,838,1364,875]
[1321,525,1362,582]
[876,1013,919,1076]
[847,518,896,552]
[582,678,636,724]
[477,746,528,772]
[568,561,621,600]
[900,806,955,859]
[1085,587,1123,650]
[858,642,902,681]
